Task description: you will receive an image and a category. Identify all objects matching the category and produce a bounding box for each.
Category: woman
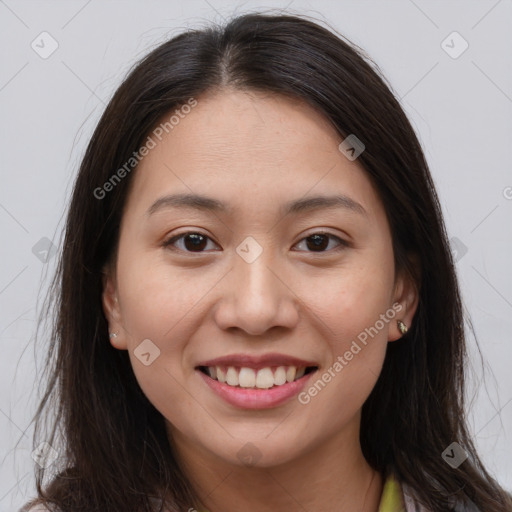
[21,12,512,512]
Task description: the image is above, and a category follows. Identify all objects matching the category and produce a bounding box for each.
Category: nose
[213,249,300,336]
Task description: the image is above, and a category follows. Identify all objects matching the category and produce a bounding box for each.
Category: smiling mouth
[197,365,318,389]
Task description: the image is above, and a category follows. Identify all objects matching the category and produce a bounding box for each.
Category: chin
[208,434,310,470]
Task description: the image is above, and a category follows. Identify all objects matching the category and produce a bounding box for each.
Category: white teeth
[226,366,239,386]
[274,366,287,385]
[255,368,274,389]
[239,367,256,388]
[216,367,226,383]
[286,366,296,383]
[205,365,312,389]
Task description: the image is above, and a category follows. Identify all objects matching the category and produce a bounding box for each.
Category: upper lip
[195,353,318,370]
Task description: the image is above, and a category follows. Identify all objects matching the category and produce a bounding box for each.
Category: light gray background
[1,0,511,509]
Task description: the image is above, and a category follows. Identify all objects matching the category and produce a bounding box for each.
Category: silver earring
[109,332,118,339]
[397,320,408,335]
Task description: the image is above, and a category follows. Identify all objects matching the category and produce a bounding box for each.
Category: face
[102,88,418,469]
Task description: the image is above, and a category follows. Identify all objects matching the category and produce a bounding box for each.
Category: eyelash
[162,231,348,255]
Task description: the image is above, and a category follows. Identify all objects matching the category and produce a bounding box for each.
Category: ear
[389,256,420,342]
[101,262,128,350]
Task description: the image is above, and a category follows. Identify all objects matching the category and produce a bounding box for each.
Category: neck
[167,420,383,512]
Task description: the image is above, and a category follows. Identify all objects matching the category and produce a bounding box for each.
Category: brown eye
[163,232,218,253]
[163,231,347,255]
[294,233,347,253]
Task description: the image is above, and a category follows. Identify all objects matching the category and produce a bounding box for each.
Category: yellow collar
[378,472,405,511]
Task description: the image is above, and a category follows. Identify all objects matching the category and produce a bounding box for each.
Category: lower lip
[197,369,317,409]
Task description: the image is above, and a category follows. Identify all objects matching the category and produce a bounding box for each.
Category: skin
[102,88,419,512]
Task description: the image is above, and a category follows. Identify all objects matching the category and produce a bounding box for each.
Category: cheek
[298,254,395,412]
[128,356,207,442]
[300,251,395,417]
[306,257,396,346]
[116,246,209,342]
[115,257,203,428]
[299,269,393,423]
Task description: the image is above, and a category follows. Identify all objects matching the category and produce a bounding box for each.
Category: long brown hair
[23,12,512,512]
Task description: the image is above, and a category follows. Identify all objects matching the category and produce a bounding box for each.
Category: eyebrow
[146,193,367,217]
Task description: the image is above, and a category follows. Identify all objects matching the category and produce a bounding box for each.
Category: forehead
[153,89,341,165]
[124,88,382,219]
